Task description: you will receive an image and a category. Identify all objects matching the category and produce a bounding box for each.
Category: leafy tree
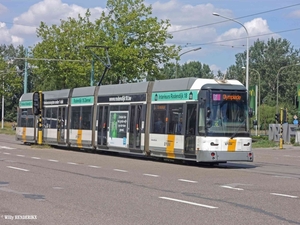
[0,44,25,121]
[158,62,176,80]
[179,61,214,78]
[32,0,179,90]
[228,37,300,127]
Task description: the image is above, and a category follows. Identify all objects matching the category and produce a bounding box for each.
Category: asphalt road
[0,134,300,225]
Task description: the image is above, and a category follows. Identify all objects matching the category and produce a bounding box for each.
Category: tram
[16,77,253,163]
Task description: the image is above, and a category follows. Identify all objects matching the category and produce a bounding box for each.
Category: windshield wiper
[230,121,246,139]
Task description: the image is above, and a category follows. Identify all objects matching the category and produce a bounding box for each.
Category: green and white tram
[16,77,253,163]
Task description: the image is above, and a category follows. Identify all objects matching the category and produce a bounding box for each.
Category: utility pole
[24,48,28,94]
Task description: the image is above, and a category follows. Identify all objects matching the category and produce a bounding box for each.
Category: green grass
[0,122,16,135]
[252,138,278,148]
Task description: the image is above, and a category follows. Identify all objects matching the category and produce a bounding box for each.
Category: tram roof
[43,89,71,100]
[152,77,198,92]
[98,82,149,96]
[72,86,96,97]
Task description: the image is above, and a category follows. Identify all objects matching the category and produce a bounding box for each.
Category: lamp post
[213,13,249,92]
[176,47,201,78]
[276,63,300,113]
[0,71,6,129]
[213,12,249,131]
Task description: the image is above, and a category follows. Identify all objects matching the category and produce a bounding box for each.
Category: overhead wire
[169,3,300,34]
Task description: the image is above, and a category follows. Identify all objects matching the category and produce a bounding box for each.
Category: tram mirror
[206,118,212,128]
[206,107,211,118]
[248,108,254,118]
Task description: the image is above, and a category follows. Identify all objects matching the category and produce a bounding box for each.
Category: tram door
[97,105,108,146]
[129,104,142,149]
[184,103,197,155]
[57,106,66,144]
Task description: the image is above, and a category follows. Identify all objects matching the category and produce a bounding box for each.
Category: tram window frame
[151,104,167,134]
[82,106,92,130]
[167,104,184,134]
[186,104,197,135]
[26,108,34,128]
[71,107,81,129]
[50,108,58,129]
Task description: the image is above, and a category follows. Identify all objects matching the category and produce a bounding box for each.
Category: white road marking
[53,187,64,190]
[159,197,218,209]
[17,155,25,157]
[113,169,128,173]
[0,146,15,149]
[7,166,29,172]
[67,162,77,165]
[221,185,244,191]
[48,159,58,162]
[88,165,101,168]
[3,152,11,155]
[143,173,159,177]
[270,193,298,198]
[272,175,296,179]
[178,179,198,183]
[31,157,40,159]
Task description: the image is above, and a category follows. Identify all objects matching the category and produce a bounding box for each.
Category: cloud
[0,22,23,45]
[150,0,232,47]
[214,18,280,47]
[10,0,104,41]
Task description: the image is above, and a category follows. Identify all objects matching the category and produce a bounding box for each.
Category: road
[0,134,300,225]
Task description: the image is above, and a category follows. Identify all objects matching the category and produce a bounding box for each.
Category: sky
[0,0,300,74]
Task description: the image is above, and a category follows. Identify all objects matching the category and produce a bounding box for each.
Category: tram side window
[151,105,166,134]
[19,109,27,127]
[82,106,92,130]
[50,108,58,129]
[168,104,183,134]
[71,107,81,129]
[44,108,51,128]
[186,104,196,135]
[19,108,33,127]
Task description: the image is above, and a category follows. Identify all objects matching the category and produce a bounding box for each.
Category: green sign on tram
[71,96,94,105]
[19,101,32,108]
[151,91,198,102]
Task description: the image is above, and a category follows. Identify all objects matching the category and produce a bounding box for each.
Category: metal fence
[268,124,299,143]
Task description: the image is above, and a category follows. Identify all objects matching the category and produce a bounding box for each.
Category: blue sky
[0,0,299,74]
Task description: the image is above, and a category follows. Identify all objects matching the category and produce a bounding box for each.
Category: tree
[228,37,300,127]
[32,0,179,90]
[178,61,214,78]
[0,44,24,121]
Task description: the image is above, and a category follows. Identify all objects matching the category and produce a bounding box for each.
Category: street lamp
[276,63,300,113]
[213,12,249,131]
[212,13,249,92]
[0,71,8,129]
[176,47,201,78]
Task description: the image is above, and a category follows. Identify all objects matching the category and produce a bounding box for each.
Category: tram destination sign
[152,90,198,102]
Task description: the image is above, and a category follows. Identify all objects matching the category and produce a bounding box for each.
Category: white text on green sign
[71,96,94,105]
[152,91,198,101]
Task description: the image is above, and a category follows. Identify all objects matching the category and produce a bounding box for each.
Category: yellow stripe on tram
[77,129,83,148]
[166,134,175,158]
[227,139,236,152]
[22,127,26,142]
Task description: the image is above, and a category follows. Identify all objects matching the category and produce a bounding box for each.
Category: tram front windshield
[205,91,248,136]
